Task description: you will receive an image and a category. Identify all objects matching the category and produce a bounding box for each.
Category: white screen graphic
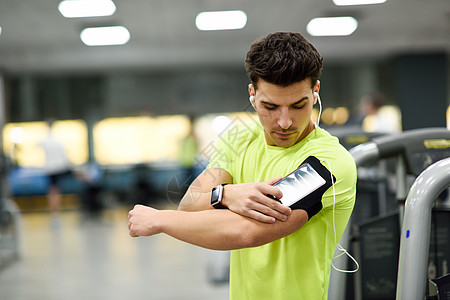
[274,163,326,207]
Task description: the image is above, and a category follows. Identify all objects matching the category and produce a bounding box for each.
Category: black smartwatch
[211,184,228,209]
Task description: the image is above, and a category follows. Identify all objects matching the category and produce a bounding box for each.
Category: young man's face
[249,78,320,148]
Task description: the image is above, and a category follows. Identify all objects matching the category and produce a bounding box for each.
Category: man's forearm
[178,187,212,212]
[178,168,233,212]
[156,209,307,250]
[158,209,252,250]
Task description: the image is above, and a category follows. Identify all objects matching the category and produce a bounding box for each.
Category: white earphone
[249,95,256,110]
[314,92,322,127]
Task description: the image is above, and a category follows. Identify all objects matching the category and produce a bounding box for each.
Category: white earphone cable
[321,159,359,274]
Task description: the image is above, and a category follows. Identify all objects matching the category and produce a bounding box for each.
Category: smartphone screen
[273,163,327,207]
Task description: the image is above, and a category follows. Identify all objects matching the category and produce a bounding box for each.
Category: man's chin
[272,137,297,148]
[264,131,299,147]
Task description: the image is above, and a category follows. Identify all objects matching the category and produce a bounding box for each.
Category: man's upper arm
[178,168,232,211]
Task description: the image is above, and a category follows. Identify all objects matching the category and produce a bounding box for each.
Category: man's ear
[313,80,320,105]
[314,80,320,94]
[248,83,255,97]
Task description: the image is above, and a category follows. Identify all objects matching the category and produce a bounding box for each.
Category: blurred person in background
[179,116,199,193]
[39,120,72,229]
[351,92,401,133]
[128,32,357,300]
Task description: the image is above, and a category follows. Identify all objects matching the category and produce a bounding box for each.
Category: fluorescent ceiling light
[196,10,247,31]
[307,16,358,36]
[0,27,2,36]
[333,0,387,5]
[80,26,130,46]
[58,0,116,18]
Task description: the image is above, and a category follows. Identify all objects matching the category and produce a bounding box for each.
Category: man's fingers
[264,176,282,186]
[246,210,276,224]
[251,182,292,218]
[245,200,290,222]
[260,184,283,201]
[257,185,290,214]
[265,198,291,216]
[257,202,290,221]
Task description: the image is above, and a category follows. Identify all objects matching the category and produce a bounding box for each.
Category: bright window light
[0,27,2,36]
[58,0,116,18]
[446,105,449,130]
[93,116,190,164]
[307,16,358,36]
[196,10,247,31]
[80,26,130,46]
[10,127,25,144]
[212,116,232,133]
[333,0,387,6]
[3,120,88,167]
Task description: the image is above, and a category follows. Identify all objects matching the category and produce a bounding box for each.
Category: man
[128,32,357,299]
[40,120,73,229]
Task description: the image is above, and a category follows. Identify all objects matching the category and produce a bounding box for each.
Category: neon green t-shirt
[207,124,357,300]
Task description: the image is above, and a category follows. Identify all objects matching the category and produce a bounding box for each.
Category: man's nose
[277,108,292,129]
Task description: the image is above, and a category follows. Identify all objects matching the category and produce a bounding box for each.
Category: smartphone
[269,156,334,208]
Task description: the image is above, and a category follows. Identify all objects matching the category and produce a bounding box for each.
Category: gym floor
[0,207,229,300]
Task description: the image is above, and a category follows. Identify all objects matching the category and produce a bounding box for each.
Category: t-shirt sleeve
[205,135,235,176]
[205,124,257,177]
[321,150,357,214]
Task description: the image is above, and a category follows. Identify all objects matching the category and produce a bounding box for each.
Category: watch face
[211,185,221,203]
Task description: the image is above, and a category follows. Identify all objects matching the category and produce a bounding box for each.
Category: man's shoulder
[304,128,346,151]
[303,128,356,166]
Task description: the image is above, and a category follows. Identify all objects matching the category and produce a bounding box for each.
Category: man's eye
[264,105,277,111]
[293,103,306,109]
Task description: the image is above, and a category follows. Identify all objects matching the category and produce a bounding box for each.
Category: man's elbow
[238,235,267,248]
[235,211,309,249]
[230,222,271,249]
[178,194,198,211]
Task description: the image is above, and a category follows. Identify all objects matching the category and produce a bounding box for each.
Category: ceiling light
[195,10,247,31]
[80,26,130,46]
[333,0,387,5]
[58,0,116,18]
[306,16,358,36]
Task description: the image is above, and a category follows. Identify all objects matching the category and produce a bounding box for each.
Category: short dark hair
[245,32,323,90]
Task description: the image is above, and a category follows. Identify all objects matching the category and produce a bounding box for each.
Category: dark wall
[394,53,448,130]
[4,55,450,128]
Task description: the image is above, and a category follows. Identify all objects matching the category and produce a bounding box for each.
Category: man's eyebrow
[260,100,278,107]
[260,97,309,107]
[291,97,309,106]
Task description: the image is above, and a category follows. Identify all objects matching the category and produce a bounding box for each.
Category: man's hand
[128,205,161,237]
[222,177,291,224]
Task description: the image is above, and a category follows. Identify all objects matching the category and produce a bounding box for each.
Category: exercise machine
[396,157,450,300]
[0,75,21,268]
[330,127,450,300]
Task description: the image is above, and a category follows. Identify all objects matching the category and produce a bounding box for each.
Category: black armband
[272,156,335,221]
[291,195,323,220]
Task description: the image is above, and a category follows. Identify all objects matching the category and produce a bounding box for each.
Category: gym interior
[0,1,449,299]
